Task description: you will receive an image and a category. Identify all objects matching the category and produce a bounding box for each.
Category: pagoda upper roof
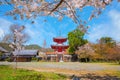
[51,44,69,52]
[53,37,67,43]
[51,45,69,49]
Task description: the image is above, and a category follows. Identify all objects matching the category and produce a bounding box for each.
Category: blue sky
[0,0,120,48]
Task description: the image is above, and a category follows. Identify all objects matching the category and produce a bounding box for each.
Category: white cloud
[24,20,57,47]
[0,18,12,39]
[86,10,120,42]
[0,28,4,40]
[0,18,12,30]
[109,10,120,29]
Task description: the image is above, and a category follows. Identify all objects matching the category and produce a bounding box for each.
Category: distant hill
[39,48,54,52]
[25,44,41,50]
[0,43,13,51]
[0,43,53,52]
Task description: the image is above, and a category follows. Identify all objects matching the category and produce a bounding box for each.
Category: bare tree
[2,34,12,43]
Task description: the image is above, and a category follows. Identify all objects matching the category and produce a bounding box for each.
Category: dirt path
[0,62,120,79]
[0,62,120,71]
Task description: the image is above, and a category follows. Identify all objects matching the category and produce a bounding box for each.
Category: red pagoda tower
[51,37,69,62]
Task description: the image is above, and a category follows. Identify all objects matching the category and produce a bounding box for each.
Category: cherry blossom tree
[1,0,119,31]
[76,43,94,62]
[2,24,29,51]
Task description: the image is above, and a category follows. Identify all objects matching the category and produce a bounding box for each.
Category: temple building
[51,37,71,62]
[13,50,38,62]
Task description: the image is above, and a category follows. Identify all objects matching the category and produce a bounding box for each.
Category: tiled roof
[13,50,38,56]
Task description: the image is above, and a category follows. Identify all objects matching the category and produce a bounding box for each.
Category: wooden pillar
[56,54,58,62]
[50,55,52,61]
[62,54,64,62]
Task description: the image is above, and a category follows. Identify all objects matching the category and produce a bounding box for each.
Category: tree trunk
[85,58,87,62]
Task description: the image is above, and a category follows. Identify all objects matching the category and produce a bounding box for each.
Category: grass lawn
[0,65,67,80]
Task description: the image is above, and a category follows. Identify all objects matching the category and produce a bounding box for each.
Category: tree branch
[49,0,64,15]
[63,1,80,24]
[4,0,13,7]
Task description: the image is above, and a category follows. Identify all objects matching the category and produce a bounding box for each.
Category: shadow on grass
[71,74,120,80]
